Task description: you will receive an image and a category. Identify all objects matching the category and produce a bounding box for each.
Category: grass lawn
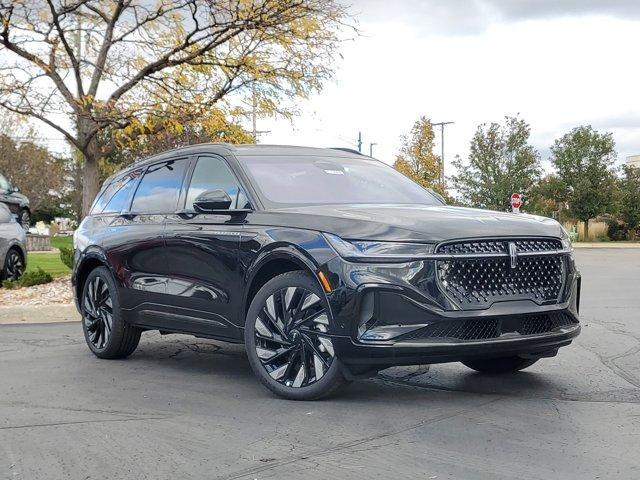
[27,253,71,277]
[26,235,73,277]
[50,235,73,250]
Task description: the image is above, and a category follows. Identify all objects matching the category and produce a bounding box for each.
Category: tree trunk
[81,139,101,219]
[583,219,590,241]
[77,114,102,219]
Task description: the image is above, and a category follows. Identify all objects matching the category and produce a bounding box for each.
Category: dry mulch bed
[0,275,74,306]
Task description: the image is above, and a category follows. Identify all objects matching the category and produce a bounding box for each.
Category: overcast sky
[260,0,640,173]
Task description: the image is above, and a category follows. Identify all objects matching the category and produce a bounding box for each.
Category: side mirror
[193,189,232,212]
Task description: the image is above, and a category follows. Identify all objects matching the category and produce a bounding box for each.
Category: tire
[2,248,25,281]
[80,266,141,359]
[462,356,539,374]
[19,209,30,229]
[245,271,348,400]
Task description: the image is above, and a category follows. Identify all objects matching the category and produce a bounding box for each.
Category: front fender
[240,228,339,316]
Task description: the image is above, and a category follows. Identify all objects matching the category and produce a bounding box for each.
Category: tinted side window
[185,156,248,210]
[92,177,124,214]
[102,170,143,214]
[91,169,143,215]
[131,159,188,214]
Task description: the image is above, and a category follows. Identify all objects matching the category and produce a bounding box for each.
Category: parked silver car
[0,173,30,228]
[0,203,26,281]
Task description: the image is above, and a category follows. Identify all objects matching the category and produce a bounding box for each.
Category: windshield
[239,155,443,207]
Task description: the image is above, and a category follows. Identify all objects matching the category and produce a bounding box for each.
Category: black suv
[73,144,581,400]
[0,173,30,228]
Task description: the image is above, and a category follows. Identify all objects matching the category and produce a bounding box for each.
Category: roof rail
[330,147,366,156]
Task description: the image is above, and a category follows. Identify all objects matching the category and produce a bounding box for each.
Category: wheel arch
[73,249,111,301]
[242,246,324,319]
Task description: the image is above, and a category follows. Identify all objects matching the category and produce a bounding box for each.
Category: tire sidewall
[81,266,126,358]
[2,249,23,281]
[244,271,345,400]
[20,209,30,229]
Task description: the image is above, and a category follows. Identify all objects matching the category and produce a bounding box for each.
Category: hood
[8,191,29,206]
[15,192,29,205]
[254,204,564,243]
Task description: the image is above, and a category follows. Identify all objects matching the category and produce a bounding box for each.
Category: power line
[2,136,68,142]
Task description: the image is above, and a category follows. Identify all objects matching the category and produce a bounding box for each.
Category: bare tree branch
[44,0,84,97]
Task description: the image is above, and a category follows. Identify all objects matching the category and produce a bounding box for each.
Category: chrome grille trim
[421,248,572,260]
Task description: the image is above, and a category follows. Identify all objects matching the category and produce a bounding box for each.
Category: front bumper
[331,323,580,367]
[320,254,581,369]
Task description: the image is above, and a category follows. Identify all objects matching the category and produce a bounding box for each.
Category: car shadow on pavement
[125,333,572,403]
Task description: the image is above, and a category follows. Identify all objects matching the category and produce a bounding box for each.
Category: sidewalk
[573,242,640,248]
[0,304,79,325]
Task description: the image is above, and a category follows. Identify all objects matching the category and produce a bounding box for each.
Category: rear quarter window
[91,169,143,215]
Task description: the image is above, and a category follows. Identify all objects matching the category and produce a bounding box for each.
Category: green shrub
[1,279,19,289]
[607,220,628,241]
[2,267,53,289]
[59,247,74,269]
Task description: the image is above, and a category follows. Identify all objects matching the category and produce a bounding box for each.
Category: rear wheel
[462,356,539,374]
[245,271,348,400]
[2,248,24,281]
[81,267,141,359]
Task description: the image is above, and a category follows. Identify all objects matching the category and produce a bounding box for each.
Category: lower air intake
[399,312,577,342]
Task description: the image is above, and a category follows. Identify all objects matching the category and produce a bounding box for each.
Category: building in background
[627,155,640,168]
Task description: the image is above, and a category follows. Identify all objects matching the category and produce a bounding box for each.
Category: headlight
[323,233,435,261]
[560,226,572,250]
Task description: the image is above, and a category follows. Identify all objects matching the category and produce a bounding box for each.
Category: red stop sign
[510,193,522,209]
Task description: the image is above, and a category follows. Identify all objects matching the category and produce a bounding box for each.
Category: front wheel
[81,267,141,359]
[19,209,30,229]
[462,356,539,374]
[245,271,348,400]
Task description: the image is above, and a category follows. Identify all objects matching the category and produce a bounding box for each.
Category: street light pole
[432,121,454,188]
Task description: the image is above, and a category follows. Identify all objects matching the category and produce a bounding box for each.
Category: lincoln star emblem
[508,242,518,269]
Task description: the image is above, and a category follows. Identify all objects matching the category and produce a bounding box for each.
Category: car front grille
[436,238,567,310]
[399,311,577,342]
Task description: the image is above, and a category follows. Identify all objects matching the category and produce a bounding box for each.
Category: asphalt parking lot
[1,249,639,480]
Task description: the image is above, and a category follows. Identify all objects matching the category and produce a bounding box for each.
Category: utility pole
[369,142,377,157]
[432,121,454,188]
[357,131,362,153]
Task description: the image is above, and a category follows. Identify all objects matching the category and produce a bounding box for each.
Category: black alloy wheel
[81,267,141,359]
[20,209,30,229]
[82,275,114,350]
[245,271,347,400]
[3,249,24,281]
